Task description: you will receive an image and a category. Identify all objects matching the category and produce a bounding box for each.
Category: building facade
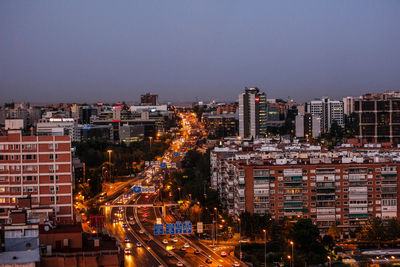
[238,87,267,139]
[354,93,400,145]
[306,98,344,133]
[295,114,321,138]
[0,127,73,224]
[141,93,159,106]
[211,140,400,237]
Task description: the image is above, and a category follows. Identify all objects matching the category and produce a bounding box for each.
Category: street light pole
[238,218,242,261]
[149,136,153,151]
[290,241,294,267]
[214,207,218,244]
[263,229,267,267]
[107,150,112,182]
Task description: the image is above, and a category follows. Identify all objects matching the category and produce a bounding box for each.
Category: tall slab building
[238,87,267,139]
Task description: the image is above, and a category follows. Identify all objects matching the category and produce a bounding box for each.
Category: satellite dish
[44,225,50,232]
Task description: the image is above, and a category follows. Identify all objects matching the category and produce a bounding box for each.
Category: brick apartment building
[0,120,73,223]
[211,139,400,237]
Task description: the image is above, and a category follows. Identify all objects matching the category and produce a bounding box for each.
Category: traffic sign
[154,224,164,235]
[160,163,167,168]
[175,221,183,234]
[197,222,203,233]
[166,223,175,235]
[183,221,192,234]
[133,186,141,193]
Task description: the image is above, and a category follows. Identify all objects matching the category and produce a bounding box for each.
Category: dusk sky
[1,1,400,104]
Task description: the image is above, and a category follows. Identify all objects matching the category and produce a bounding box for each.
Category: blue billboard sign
[154,224,164,235]
[175,221,183,234]
[183,221,192,234]
[133,186,141,193]
[166,223,175,235]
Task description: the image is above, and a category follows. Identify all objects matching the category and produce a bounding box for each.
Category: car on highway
[176,262,183,267]
[233,262,240,267]
[136,242,142,247]
[205,259,212,264]
[220,251,227,257]
[112,219,117,223]
[194,249,200,255]
[124,248,131,255]
[180,246,187,251]
[139,229,145,234]
[183,243,190,248]
[171,237,178,243]
[124,238,130,243]
[162,239,168,244]
[167,253,174,258]
[119,217,123,221]
[122,223,128,228]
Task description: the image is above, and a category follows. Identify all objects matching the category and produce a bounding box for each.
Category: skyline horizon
[0,87,397,106]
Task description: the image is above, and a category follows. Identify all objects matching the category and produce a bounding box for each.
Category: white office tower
[306,97,344,133]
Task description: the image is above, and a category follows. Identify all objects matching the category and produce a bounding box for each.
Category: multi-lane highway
[102,112,241,266]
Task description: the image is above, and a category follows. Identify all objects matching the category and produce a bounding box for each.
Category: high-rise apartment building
[343,96,358,116]
[354,92,400,145]
[141,93,159,106]
[211,139,400,237]
[238,87,267,139]
[295,114,321,138]
[306,97,344,133]
[0,122,73,224]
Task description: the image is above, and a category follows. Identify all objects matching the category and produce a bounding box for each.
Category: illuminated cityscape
[1,1,400,267]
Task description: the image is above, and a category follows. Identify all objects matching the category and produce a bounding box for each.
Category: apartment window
[0,187,5,192]
[368,195,372,198]
[376,181,380,185]
[343,195,348,199]
[368,182,372,185]
[49,154,54,160]
[50,196,55,202]
[56,186,59,191]
[0,155,3,161]
[56,196,59,202]
[15,145,19,150]
[50,187,55,194]
[0,198,6,203]
[50,175,54,181]
[10,145,13,150]
[336,202,340,205]
[343,188,348,192]
[376,195,381,198]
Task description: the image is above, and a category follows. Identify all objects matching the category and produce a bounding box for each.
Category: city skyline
[1,1,400,103]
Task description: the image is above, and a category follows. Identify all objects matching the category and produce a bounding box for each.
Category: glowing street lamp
[290,241,294,267]
[263,229,267,267]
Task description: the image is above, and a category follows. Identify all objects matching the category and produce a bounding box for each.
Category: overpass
[100,203,180,217]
